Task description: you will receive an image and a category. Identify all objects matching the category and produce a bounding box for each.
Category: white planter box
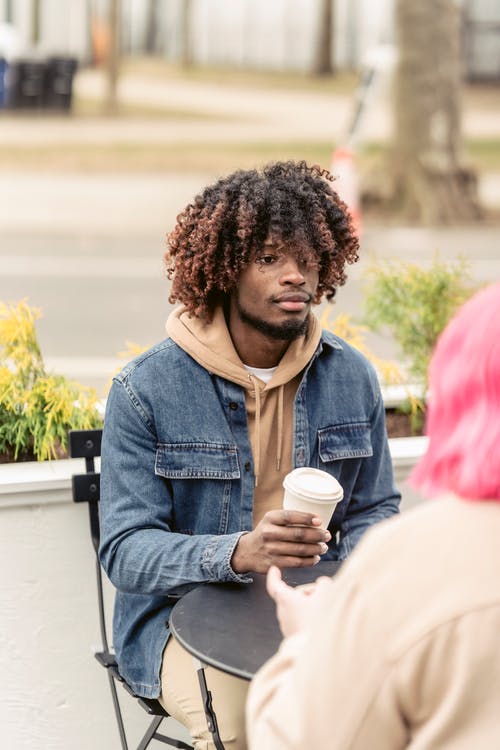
[0,438,426,749]
[389,436,428,511]
[0,458,189,750]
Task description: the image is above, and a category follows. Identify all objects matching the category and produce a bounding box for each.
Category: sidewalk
[1,66,499,146]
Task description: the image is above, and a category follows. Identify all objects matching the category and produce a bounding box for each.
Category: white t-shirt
[243,364,277,385]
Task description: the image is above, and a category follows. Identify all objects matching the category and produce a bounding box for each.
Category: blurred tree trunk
[85,0,94,64]
[311,0,334,75]
[144,0,160,55]
[180,0,193,67]
[392,0,480,223]
[31,0,41,45]
[106,0,121,114]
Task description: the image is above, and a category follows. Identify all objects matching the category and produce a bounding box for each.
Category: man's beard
[235,298,310,341]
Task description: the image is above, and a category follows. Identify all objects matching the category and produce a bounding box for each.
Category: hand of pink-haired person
[266,565,335,639]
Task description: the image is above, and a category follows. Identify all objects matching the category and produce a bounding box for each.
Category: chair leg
[108,672,129,749]
[136,715,194,750]
[136,716,164,750]
[194,659,226,750]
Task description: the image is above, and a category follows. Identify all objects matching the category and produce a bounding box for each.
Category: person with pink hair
[246,282,500,749]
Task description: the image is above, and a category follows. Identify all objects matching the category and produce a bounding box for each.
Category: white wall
[0,0,89,59]
[0,0,392,71]
[335,0,395,68]
[0,464,190,750]
[37,0,89,58]
[190,0,319,71]
[1,0,497,78]
[155,0,395,72]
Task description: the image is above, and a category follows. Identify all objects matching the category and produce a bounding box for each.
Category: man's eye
[256,255,276,265]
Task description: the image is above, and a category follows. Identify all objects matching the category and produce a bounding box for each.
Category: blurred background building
[1,0,499,79]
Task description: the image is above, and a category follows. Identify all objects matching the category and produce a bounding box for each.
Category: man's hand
[266,565,335,638]
[231,509,331,574]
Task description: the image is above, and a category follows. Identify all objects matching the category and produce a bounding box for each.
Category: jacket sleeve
[99,378,250,597]
[337,385,401,559]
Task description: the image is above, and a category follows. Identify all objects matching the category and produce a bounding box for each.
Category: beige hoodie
[166,306,322,526]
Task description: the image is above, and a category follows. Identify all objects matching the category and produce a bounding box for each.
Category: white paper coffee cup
[283,467,344,527]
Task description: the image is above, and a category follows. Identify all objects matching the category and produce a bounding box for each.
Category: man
[99,161,400,750]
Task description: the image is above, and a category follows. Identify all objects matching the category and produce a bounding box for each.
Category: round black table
[169,560,341,681]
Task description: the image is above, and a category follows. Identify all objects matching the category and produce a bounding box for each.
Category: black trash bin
[0,58,7,108]
[5,59,46,109]
[44,56,78,111]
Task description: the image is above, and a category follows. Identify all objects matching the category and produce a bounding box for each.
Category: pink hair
[410,282,500,501]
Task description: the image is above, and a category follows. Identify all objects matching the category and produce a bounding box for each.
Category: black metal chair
[69,428,193,750]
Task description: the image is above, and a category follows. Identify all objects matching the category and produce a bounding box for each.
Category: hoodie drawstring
[249,375,285,486]
[249,375,261,487]
[276,384,284,472]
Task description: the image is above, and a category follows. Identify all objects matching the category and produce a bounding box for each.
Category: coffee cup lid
[283,467,343,502]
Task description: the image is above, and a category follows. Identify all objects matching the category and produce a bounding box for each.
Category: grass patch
[1,136,499,174]
[360,139,500,171]
[72,95,239,122]
[0,140,336,173]
[120,56,359,96]
[465,139,500,171]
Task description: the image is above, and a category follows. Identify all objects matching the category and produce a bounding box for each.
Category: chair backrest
[68,429,193,749]
[70,429,101,548]
[69,428,108,650]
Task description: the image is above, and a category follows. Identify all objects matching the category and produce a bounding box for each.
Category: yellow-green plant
[364,258,476,385]
[0,300,102,462]
[363,258,477,430]
[320,309,404,386]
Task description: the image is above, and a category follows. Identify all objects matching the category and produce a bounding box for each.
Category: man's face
[230,238,320,341]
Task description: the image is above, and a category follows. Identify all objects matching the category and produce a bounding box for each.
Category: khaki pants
[159,636,249,750]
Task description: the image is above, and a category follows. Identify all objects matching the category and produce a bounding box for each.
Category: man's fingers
[267,540,328,558]
[261,515,331,545]
[272,555,321,569]
[266,509,323,527]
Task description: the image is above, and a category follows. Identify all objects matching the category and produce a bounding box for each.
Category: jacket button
[244,462,251,471]
[229,402,238,411]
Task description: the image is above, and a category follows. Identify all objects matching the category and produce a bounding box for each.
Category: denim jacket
[99,331,400,698]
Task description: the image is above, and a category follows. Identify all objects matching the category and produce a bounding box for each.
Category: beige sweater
[247,495,500,749]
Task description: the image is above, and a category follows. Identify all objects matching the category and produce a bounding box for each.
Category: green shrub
[364,258,476,384]
[0,300,103,462]
[319,309,404,386]
[363,258,477,430]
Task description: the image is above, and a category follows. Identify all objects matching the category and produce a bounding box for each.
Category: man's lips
[272,292,312,311]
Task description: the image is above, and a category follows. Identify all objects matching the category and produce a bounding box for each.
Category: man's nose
[279,257,306,285]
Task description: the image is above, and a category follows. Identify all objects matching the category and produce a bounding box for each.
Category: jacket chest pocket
[154,442,241,535]
[155,442,241,479]
[318,423,373,463]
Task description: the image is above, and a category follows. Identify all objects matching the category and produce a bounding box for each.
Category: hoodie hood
[166,305,321,391]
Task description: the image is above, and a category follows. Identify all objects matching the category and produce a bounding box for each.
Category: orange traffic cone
[330,145,361,236]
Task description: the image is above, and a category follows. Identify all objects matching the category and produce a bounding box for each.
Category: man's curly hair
[165,160,359,319]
